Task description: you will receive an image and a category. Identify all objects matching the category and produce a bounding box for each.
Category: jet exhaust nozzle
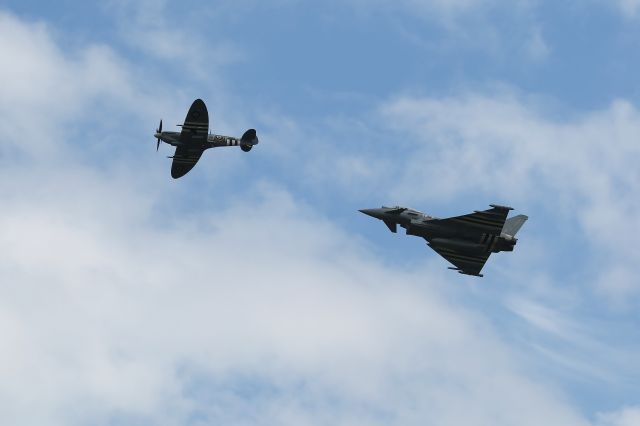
[240,129,259,152]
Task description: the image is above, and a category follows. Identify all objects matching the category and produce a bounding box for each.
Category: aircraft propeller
[155,119,163,151]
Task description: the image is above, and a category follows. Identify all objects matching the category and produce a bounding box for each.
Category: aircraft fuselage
[154,131,245,150]
[360,206,517,254]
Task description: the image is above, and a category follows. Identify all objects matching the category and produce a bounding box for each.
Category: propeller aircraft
[154,99,259,178]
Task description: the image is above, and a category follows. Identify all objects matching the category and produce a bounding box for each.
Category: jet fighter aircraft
[359,204,527,277]
[154,99,259,178]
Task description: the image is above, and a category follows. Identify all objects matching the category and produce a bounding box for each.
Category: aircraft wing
[431,205,512,236]
[171,146,204,179]
[427,244,490,277]
[179,99,209,144]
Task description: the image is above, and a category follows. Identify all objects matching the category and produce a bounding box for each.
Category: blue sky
[0,1,639,425]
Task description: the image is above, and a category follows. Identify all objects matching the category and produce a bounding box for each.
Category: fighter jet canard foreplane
[359,205,528,277]
[154,99,259,178]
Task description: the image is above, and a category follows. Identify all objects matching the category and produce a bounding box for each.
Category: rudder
[240,129,258,152]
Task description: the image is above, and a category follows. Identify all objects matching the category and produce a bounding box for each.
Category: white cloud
[107,0,244,80]
[505,297,639,384]
[616,0,640,18]
[346,0,546,62]
[597,407,640,426]
[350,0,495,19]
[0,168,594,426]
[0,14,113,156]
[526,25,550,62]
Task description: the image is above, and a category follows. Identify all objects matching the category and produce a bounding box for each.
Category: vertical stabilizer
[502,215,528,236]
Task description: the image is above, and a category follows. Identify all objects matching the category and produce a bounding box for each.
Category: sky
[0,0,639,425]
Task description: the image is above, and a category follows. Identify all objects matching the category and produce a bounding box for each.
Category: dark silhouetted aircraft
[154,99,259,178]
[360,204,527,277]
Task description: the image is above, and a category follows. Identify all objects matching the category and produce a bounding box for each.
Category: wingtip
[457,270,484,277]
[489,204,514,211]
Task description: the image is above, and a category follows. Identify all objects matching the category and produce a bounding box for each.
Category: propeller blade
[155,119,163,152]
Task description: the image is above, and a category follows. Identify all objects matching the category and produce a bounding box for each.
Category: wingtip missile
[489,204,514,211]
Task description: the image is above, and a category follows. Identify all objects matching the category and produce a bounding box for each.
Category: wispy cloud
[0,12,136,158]
[597,407,640,426]
[526,25,551,62]
[615,0,640,18]
[506,297,640,384]
[346,0,548,62]
[106,0,245,80]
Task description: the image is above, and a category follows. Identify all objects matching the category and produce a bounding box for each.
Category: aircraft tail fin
[240,129,259,152]
[502,214,528,237]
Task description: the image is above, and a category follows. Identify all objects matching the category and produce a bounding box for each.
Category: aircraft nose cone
[359,208,385,220]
